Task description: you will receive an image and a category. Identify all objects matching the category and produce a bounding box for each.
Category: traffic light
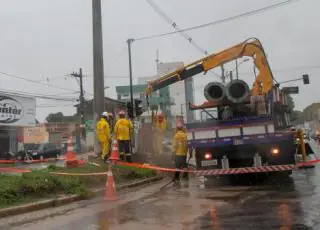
[126,101,134,119]
[134,99,144,117]
[303,74,310,84]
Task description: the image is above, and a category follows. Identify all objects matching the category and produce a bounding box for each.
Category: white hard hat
[118,110,126,115]
[101,112,108,117]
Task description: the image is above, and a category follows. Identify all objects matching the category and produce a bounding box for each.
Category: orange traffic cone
[65,137,78,168]
[109,139,120,163]
[104,164,118,201]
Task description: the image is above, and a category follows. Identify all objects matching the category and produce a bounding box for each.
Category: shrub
[0,161,157,208]
[0,172,88,208]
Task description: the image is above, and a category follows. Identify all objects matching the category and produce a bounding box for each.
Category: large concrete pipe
[225,79,250,103]
[203,82,226,102]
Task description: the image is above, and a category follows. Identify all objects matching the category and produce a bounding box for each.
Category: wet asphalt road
[2,141,320,229]
[1,166,319,230]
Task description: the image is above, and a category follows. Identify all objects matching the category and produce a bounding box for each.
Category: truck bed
[186,115,293,148]
[187,116,296,170]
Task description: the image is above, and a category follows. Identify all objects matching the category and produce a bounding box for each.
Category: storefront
[0,93,36,156]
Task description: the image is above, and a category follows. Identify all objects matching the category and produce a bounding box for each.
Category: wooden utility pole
[221,65,226,83]
[71,68,86,141]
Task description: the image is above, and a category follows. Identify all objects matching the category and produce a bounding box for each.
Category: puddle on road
[191,167,320,229]
[44,165,320,230]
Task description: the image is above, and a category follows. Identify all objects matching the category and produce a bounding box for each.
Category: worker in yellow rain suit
[107,112,114,134]
[172,121,189,182]
[114,110,133,162]
[153,113,167,155]
[96,112,111,162]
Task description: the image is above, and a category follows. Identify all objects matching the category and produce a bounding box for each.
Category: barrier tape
[0,168,31,173]
[0,157,66,164]
[50,171,108,176]
[4,158,320,177]
[298,159,320,166]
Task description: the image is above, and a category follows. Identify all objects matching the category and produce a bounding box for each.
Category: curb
[0,175,163,218]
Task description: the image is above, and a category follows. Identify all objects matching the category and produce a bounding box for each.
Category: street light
[235,58,250,79]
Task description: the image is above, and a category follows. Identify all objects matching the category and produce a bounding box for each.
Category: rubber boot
[182,172,189,180]
[125,154,132,163]
[173,172,180,183]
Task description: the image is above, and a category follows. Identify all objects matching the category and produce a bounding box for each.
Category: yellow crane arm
[145,37,274,96]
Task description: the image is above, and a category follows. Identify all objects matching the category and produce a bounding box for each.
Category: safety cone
[109,139,120,163]
[104,164,118,201]
[65,137,78,168]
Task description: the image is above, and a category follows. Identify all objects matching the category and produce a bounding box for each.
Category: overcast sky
[0,0,319,122]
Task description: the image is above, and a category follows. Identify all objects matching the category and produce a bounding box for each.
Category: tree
[46,112,79,123]
[287,95,295,112]
[290,110,302,122]
[286,95,302,121]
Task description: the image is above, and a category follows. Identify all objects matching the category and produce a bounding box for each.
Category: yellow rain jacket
[172,130,188,156]
[114,118,133,141]
[155,118,167,131]
[96,118,111,142]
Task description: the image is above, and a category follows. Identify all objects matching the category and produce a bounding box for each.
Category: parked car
[16,142,61,160]
[0,151,16,160]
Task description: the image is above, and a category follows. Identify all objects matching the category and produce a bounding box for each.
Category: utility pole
[229,71,233,81]
[221,65,226,83]
[180,104,184,117]
[71,68,86,141]
[127,38,135,157]
[92,0,105,154]
[155,50,159,65]
[235,59,239,80]
[127,38,134,119]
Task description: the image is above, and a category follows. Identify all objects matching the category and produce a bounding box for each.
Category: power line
[239,64,320,76]
[135,0,301,41]
[146,0,208,55]
[0,71,78,92]
[83,63,320,80]
[194,63,318,90]
[37,104,75,108]
[145,0,221,79]
[0,89,77,101]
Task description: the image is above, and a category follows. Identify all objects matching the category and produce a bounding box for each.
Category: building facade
[293,103,320,136]
[157,62,195,123]
[116,84,174,117]
[0,93,36,156]
[115,62,195,126]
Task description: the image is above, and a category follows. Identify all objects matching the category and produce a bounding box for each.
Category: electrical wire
[0,89,77,101]
[36,104,76,108]
[82,63,320,80]
[146,0,208,55]
[194,62,318,90]
[145,0,221,79]
[0,71,78,92]
[239,64,320,76]
[135,0,301,41]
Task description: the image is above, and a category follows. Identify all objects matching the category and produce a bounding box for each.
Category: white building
[0,93,36,156]
[157,62,184,117]
[139,62,195,123]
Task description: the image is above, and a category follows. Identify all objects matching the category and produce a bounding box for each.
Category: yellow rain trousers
[114,118,133,157]
[153,119,167,155]
[96,118,111,160]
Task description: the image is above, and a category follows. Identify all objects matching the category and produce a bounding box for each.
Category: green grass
[0,160,156,209]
